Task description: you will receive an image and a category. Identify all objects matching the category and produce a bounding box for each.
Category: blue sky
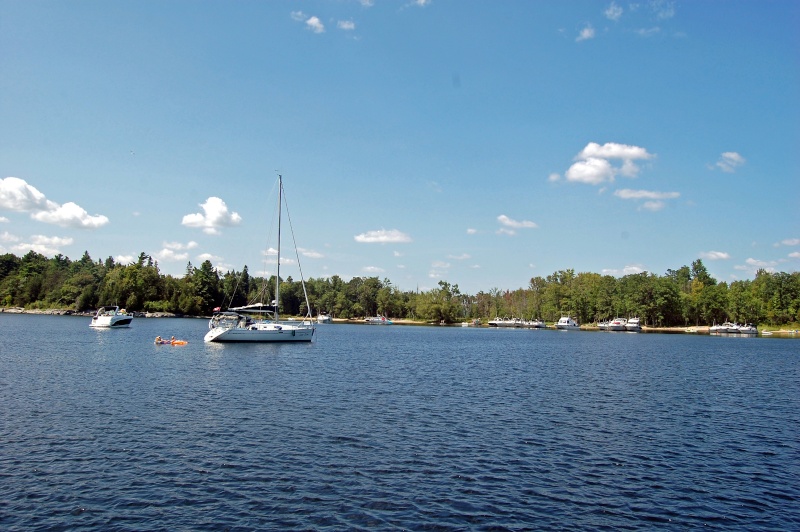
[1,0,798,294]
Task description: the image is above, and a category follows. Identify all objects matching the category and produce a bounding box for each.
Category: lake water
[1,314,798,530]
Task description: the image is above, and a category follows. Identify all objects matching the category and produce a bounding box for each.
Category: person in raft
[155,336,162,343]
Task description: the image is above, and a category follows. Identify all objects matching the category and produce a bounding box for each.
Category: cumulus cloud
[0,177,109,229]
[363,266,385,274]
[497,214,538,229]
[789,251,800,259]
[605,2,623,21]
[0,216,9,222]
[12,235,74,256]
[306,16,325,33]
[115,254,135,265]
[354,229,412,243]
[779,238,799,246]
[735,257,777,275]
[700,251,731,260]
[576,24,595,42]
[163,240,198,251]
[602,264,646,276]
[466,228,478,235]
[154,248,189,262]
[716,151,746,173]
[651,0,676,19]
[1,231,19,243]
[338,20,355,31]
[182,197,242,235]
[565,143,654,185]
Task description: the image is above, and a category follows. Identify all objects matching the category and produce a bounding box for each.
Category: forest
[1,250,799,327]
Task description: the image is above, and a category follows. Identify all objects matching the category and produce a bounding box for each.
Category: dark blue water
[1,314,798,530]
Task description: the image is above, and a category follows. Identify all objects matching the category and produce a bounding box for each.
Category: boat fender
[292,330,295,336]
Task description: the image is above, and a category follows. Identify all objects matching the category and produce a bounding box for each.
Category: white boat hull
[205,323,315,343]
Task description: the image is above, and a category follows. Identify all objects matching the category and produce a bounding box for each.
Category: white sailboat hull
[204,322,315,343]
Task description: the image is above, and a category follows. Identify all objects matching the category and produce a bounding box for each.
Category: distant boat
[317,313,333,324]
[625,317,642,332]
[555,316,580,330]
[709,322,726,333]
[525,318,546,329]
[204,175,315,343]
[608,317,627,331]
[90,306,132,328]
[488,317,523,327]
[365,316,393,325]
[736,323,757,334]
[598,320,609,331]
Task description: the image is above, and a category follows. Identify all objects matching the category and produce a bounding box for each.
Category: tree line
[1,250,798,327]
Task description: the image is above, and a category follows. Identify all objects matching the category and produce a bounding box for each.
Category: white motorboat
[555,316,580,330]
[90,306,133,328]
[722,321,739,333]
[709,322,726,333]
[625,317,642,331]
[736,323,758,334]
[204,175,316,343]
[317,313,332,324]
[525,318,546,329]
[597,320,609,331]
[608,317,627,331]
[365,316,393,325]
[488,317,521,327]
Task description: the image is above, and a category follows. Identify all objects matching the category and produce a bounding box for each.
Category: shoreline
[3,308,798,335]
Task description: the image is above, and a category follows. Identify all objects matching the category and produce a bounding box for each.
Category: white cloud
[497,227,516,236]
[1,231,18,242]
[432,260,451,269]
[447,253,471,260]
[735,257,777,275]
[306,16,325,33]
[359,0,374,6]
[466,228,477,235]
[181,197,242,235]
[338,20,355,31]
[716,151,745,173]
[566,157,615,185]
[154,248,189,262]
[163,240,198,251]
[115,254,135,265]
[565,143,654,185]
[779,238,799,246]
[12,235,73,256]
[413,0,431,6]
[576,24,595,42]
[497,214,538,229]
[363,266,385,274]
[789,251,800,259]
[636,27,661,37]
[0,177,109,229]
[548,172,561,182]
[0,216,9,223]
[299,247,324,259]
[605,2,623,21]
[614,189,679,200]
[290,11,306,22]
[354,229,412,243]
[700,250,731,260]
[196,253,222,262]
[602,264,646,276]
[641,200,665,211]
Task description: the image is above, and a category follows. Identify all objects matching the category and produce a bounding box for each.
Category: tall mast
[275,175,282,321]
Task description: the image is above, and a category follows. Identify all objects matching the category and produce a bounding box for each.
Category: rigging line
[281,180,313,319]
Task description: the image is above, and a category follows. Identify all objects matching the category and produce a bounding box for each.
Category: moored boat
[608,317,627,331]
[625,317,642,331]
[366,315,393,325]
[90,306,133,328]
[736,323,757,334]
[555,316,580,330]
[204,175,316,343]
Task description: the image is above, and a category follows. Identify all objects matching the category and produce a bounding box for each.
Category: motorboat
[736,323,758,334]
[625,317,642,331]
[525,318,546,328]
[90,306,133,328]
[204,175,316,343]
[597,320,609,331]
[709,322,726,333]
[488,317,522,327]
[608,317,627,331]
[317,313,333,324]
[365,316,393,325]
[722,321,739,333]
[555,316,580,330]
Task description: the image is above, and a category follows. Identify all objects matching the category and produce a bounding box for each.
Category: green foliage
[0,252,798,327]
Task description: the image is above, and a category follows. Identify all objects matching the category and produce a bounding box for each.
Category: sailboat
[204,175,316,343]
